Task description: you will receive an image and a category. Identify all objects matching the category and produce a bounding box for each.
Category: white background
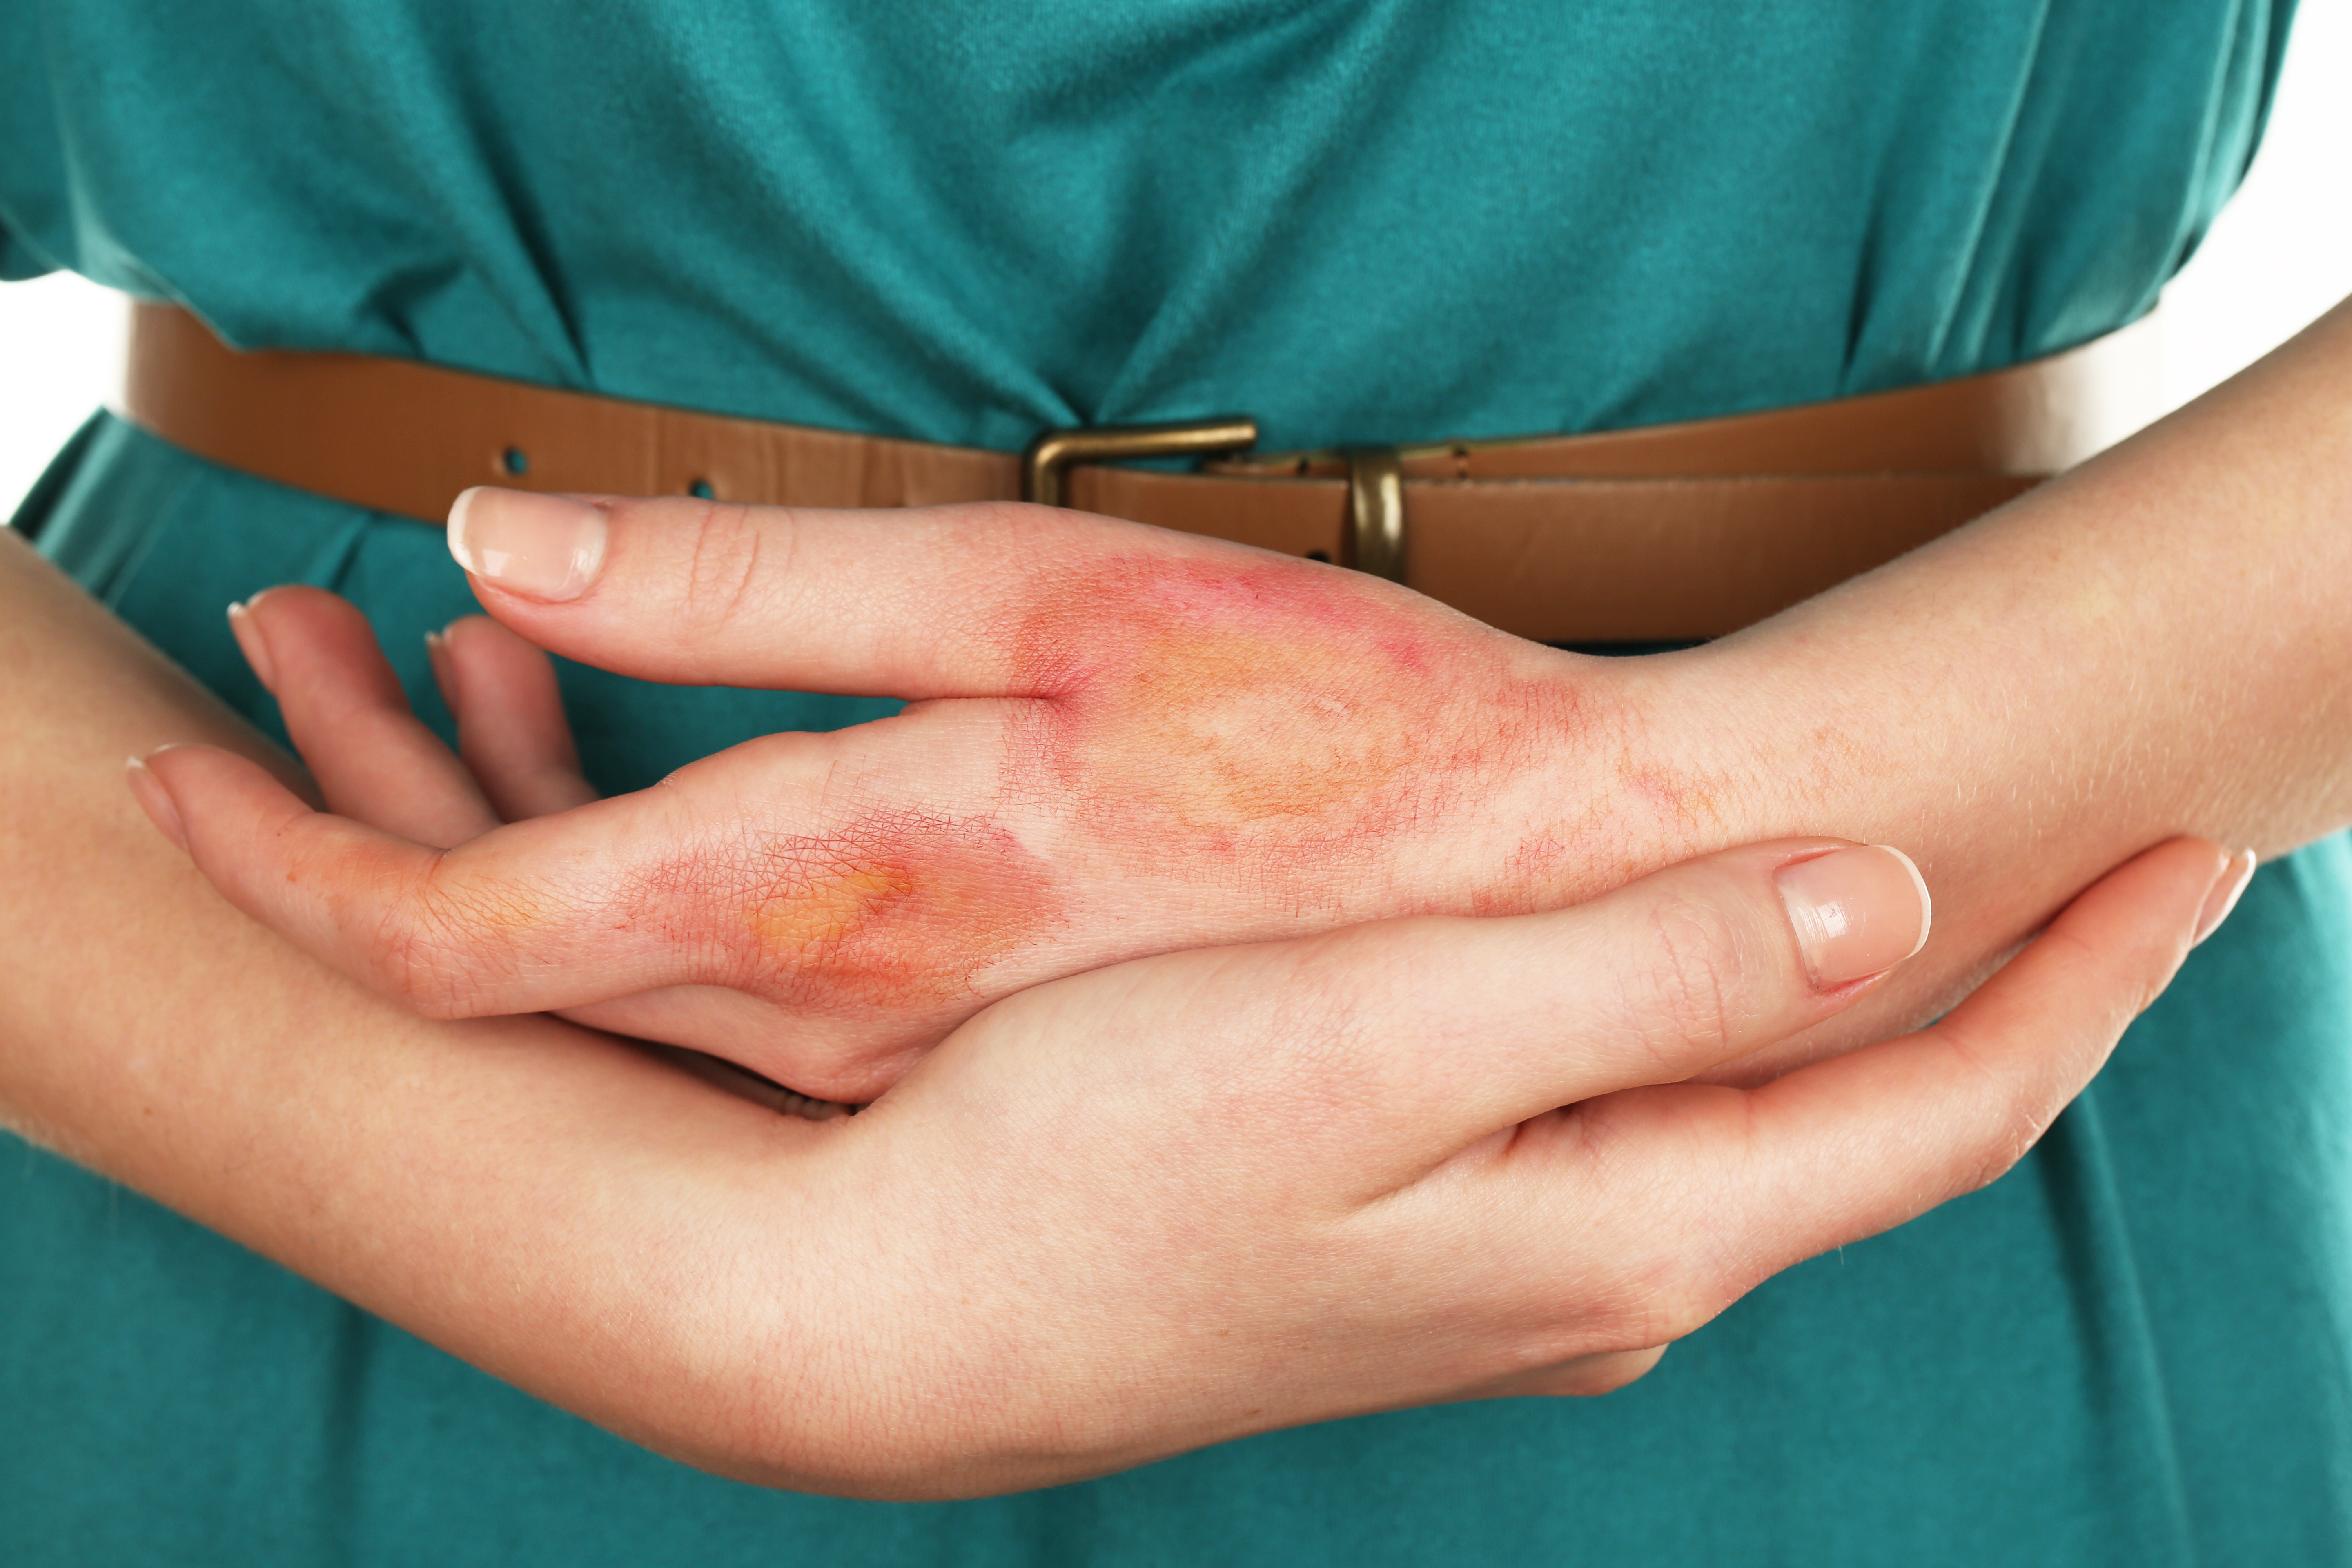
[2,2,2346,519]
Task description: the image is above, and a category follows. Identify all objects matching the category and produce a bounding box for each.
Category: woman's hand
[143,497,1683,1098]
[135,296,2352,1103]
[496,835,2232,1497]
[0,510,2243,1497]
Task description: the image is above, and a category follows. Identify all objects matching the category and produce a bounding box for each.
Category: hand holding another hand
[138,488,1704,1098]
[105,487,2250,1491]
[421,834,2227,1496]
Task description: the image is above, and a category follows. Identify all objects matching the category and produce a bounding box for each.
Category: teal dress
[7,3,2348,1562]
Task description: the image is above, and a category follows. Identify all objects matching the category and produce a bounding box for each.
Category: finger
[435,614,599,820]
[1556,836,2235,1340]
[442,485,1341,698]
[136,716,1021,1034]
[233,587,500,847]
[1270,837,1933,1151]
[134,742,694,1016]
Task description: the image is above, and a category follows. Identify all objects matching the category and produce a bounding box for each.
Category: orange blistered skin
[693,808,1059,1013]
[1008,555,1586,870]
[746,863,913,952]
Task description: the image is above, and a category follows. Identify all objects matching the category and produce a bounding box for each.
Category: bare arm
[1665,292,2352,1071]
[0,525,2223,1494]
[147,298,2352,1091]
[0,531,810,1449]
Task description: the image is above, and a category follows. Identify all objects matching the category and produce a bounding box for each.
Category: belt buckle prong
[1019,416,1260,509]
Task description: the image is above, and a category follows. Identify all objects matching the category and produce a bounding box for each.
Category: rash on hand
[635,809,1062,1014]
[1006,556,1587,888]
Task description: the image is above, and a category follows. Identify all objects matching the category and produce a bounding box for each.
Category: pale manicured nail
[448,486,607,601]
[2190,849,2257,948]
[225,599,277,689]
[125,755,189,853]
[1775,844,1933,988]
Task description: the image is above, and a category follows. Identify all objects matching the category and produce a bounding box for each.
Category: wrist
[1428,642,1766,914]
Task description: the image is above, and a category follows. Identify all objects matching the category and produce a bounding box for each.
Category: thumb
[995,836,1934,1176]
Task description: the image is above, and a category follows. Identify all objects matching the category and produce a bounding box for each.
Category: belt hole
[689,479,716,500]
[501,446,529,477]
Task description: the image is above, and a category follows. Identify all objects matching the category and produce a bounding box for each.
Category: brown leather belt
[117,301,2155,641]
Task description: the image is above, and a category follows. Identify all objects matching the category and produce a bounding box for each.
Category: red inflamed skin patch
[1006,555,1591,880]
[638,808,1064,1015]
[588,552,1633,1058]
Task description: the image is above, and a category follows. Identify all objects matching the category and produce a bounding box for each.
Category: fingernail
[1775,845,1933,988]
[2190,849,2257,948]
[226,599,278,689]
[448,486,607,601]
[125,754,189,853]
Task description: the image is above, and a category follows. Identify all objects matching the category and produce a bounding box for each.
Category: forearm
[0,530,825,1471]
[24,524,2202,1502]
[1658,295,2352,1051]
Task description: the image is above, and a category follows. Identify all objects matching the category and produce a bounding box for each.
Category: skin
[147,294,2352,1104]
[0,564,2233,1490]
[179,535,1639,1094]
[0,292,2339,1497]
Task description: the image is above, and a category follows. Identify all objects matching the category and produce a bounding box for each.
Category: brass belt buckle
[1021,416,1408,586]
